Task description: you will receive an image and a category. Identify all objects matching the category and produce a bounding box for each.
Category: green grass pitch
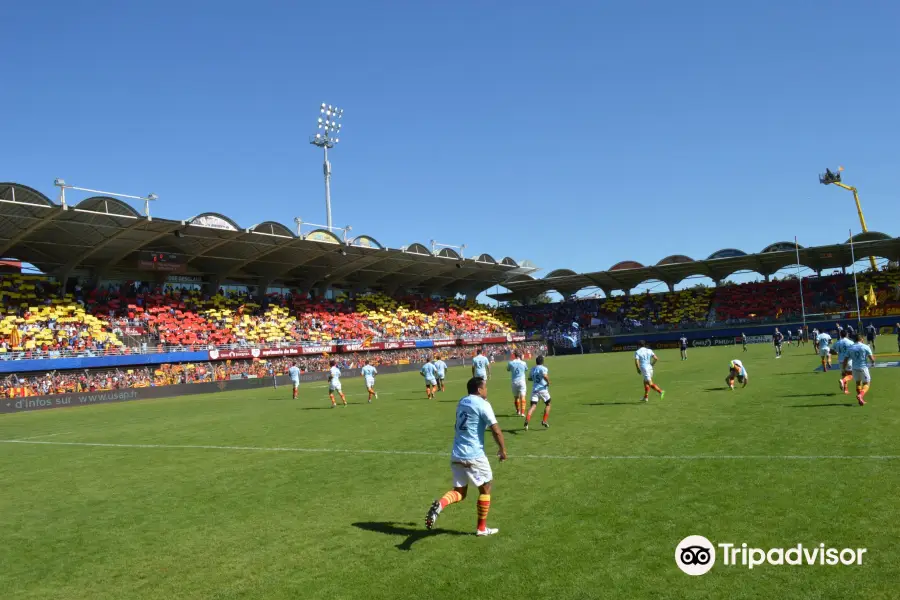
[2,340,900,599]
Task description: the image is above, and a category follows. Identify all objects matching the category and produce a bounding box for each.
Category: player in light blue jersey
[433,355,448,392]
[634,341,665,402]
[816,331,833,372]
[472,348,491,381]
[834,330,854,395]
[506,350,528,416]
[269,362,277,390]
[425,376,507,537]
[288,362,301,399]
[328,360,347,407]
[361,360,378,403]
[525,355,552,430]
[845,334,875,406]
[421,357,438,399]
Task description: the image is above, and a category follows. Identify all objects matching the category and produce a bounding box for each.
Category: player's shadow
[501,428,522,436]
[352,521,467,551]
[584,402,644,405]
[780,393,838,398]
[787,403,856,408]
[701,388,723,392]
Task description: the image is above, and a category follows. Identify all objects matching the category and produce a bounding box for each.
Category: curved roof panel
[75,196,141,218]
[305,229,342,244]
[250,221,295,238]
[500,257,519,267]
[0,182,55,207]
[847,231,892,243]
[475,253,497,264]
[545,268,577,278]
[350,235,383,249]
[762,241,799,253]
[405,242,432,256]
[610,260,644,271]
[189,212,240,232]
[657,254,694,266]
[707,248,747,260]
[437,247,460,259]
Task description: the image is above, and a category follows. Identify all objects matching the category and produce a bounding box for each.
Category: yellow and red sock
[643,384,650,397]
[542,407,550,423]
[476,494,491,530]
[650,383,662,394]
[439,490,463,509]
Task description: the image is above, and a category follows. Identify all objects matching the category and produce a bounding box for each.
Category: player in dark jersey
[774,328,784,359]
[865,323,877,351]
[679,336,688,361]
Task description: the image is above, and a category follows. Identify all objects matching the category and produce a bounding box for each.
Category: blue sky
[3,1,899,296]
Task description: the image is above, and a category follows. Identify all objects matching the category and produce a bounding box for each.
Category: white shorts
[640,366,654,382]
[425,378,437,387]
[291,380,300,390]
[329,382,342,392]
[511,380,526,397]
[853,368,871,384]
[841,359,853,373]
[531,389,551,404]
[819,348,830,358]
[364,377,375,389]
[451,455,493,488]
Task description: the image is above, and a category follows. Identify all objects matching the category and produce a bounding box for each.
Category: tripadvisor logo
[675,536,867,575]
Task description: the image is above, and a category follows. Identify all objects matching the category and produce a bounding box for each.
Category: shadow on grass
[584,402,644,406]
[780,393,837,398]
[787,403,856,408]
[775,372,819,376]
[701,387,724,392]
[352,521,468,551]
[501,428,522,436]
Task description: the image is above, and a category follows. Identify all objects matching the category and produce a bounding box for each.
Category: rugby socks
[542,406,551,424]
[650,383,662,394]
[643,383,650,399]
[439,490,463,511]
[476,494,491,531]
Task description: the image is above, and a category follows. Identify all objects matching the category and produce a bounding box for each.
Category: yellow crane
[819,167,878,271]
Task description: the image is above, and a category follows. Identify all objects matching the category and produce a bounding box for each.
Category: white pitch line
[2,439,900,460]
[14,432,72,440]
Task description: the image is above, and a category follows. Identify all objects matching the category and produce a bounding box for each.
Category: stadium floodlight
[819,166,878,270]
[310,103,345,230]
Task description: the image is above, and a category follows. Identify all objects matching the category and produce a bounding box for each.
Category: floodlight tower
[310,103,343,230]
[819,166,878,270]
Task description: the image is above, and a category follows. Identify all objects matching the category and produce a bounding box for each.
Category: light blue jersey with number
[361,365,377,379]
[288,366,300,382]
[507,359,527,382]
[849,342,873,369]
[834,338,853,367]
[451,394,498,460]
[434,360,447,378]
[531,365,549,392]
[472,355,490,377]
[421,362,437,381]
[329,366,341,383]
[817,333,832,351]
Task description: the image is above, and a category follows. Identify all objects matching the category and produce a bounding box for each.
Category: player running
[434,355,448,392]
[679,336,688,361]
[361,360,378,403]
[472,348,491,381]
[288,362,301,399]
[741,332,748,352]
[507,351,528,417]
[328,360,347,407]
[834,330,854,395]
[421,357,438,399]
[865,323,877,351]
[635,341,665,402]
[774,328,784,359]
[816,329,833,372]
[811,328,820,354]
[845,334,875,406]
[425,376,507,536]
[525,355,551,430]
[725,359,748,390]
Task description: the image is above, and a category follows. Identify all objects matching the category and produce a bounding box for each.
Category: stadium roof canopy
[0,183,537,297]
[489,235,900,301]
